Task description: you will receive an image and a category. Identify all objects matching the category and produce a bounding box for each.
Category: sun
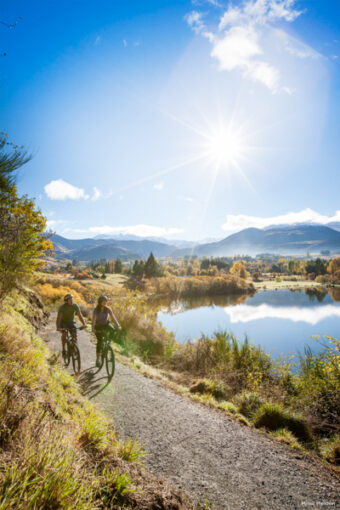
[203,123,246,168]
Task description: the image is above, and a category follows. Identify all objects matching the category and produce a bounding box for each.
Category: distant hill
[51,225,340,261]
[93,233,195,249]
[174,225,340,257]
[51,234,177,261]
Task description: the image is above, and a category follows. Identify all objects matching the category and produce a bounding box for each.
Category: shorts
[94,323,113,340]
[60,320,76,330]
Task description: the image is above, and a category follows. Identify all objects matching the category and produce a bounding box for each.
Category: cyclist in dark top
[92,295,121,367]
[56,293,86,356]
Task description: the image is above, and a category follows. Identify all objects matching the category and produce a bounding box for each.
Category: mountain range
[51,224,340,262]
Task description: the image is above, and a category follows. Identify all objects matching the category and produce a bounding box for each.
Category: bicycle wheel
[71,343,81,375]
[105,345,115,379]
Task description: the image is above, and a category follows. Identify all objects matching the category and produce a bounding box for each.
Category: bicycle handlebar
[59,326,86,332]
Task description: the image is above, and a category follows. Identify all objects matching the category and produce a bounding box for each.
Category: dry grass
[0,291,194,509]
[144,275,255,298]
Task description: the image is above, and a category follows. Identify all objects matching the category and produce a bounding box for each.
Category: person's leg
[95,329,103,366]
[61,331,66,351]
[60,322,67,354]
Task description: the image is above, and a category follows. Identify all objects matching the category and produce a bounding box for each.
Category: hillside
[176,225,340,257]
[52,234,177,261]
[52,225,340,261]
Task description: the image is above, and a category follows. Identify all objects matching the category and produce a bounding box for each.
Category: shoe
[96,358,101,368]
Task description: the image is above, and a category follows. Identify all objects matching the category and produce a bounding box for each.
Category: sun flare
[204,124,246,168]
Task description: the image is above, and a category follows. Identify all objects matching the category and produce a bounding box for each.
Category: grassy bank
[164,332,340,466]
[143,275,255,298]
[0,290,194,509]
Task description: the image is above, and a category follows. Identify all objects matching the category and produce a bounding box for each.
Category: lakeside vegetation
[35,269,340,468]
[53,251,340,286]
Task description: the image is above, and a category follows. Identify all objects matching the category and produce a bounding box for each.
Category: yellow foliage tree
[327,258,340,275]
[0,138,53,299]
[230,261,249,279]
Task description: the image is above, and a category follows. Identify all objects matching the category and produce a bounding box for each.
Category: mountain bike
[96,328,120,379]
[61,326,83,374]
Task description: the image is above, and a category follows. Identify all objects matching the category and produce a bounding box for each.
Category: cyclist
[56,293,86,356]
[92,295,121,367]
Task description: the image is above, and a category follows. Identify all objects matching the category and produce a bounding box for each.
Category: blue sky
[1,0,340,240]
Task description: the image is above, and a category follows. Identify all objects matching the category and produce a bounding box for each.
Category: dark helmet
[64,293,73,302]
[97,295,108,305]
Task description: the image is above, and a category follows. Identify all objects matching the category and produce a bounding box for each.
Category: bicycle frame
[61,327,81,374]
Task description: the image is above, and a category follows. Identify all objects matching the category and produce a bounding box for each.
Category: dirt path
[42,315,339,510]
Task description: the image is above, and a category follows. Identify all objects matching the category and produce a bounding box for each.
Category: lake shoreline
[252,279,324,292]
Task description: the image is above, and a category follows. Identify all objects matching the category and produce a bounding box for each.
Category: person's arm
[56,309,62,331]
[75,305,86,328]
[92,309,97,333]
[108,307,121,329]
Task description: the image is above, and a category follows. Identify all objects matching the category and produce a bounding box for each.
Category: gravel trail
[42,315,339,510]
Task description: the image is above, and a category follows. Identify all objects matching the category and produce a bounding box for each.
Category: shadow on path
[77,366,113,399]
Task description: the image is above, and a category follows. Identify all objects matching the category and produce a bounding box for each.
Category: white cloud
[185,11,206,34]
[222,209,340,232]
[91,187,112,201]
[92,187,102,201]
[94,35,101,46]
[186,0,311,93]
[123,39,127,48]
[65,224,184,238]
[153,182,164,191]
[46,219,75,230]
[210,24,280,91]
[44,179,89,201]
[225,304,340,325]
[219,0,302,29]
[192,0,221,6]
[44,180,112,202]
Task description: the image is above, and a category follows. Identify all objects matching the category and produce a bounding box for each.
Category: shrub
[189,378,230,401]
[297,338,340,429]
[254,403,313,443]
[233,391,265,419]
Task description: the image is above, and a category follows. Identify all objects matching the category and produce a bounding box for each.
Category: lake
[156,288,340,357]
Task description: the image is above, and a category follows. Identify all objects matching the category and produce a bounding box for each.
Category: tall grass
[169,331,272,394]
[166,331,339,461]
[0,291,193,508]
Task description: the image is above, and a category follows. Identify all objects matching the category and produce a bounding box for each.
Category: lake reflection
[156,289,340,356]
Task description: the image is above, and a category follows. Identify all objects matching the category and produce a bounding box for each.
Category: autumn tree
[0,135,52,299]
[328,257,340,282]
[328,257,340,274]
[230,261,249,279]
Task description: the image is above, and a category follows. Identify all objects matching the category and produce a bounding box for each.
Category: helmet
[64,293,73,302]
[97,295,108,305]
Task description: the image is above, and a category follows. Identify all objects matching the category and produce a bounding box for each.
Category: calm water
[156,288,340,357]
